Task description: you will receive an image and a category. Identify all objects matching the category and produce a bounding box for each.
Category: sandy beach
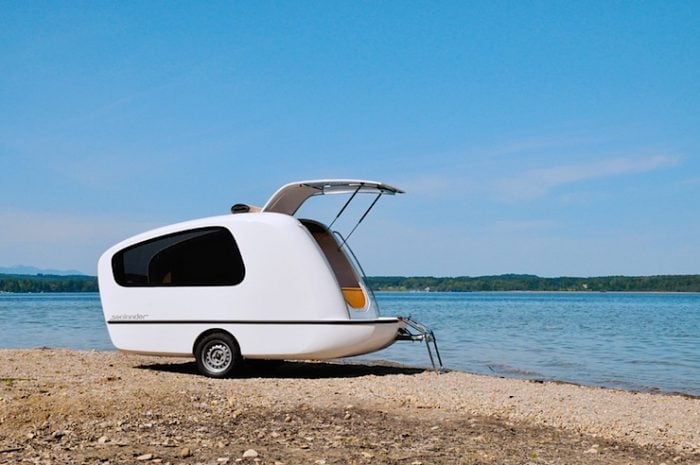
[0,349,698,465]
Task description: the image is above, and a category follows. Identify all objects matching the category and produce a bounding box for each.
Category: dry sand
[0,349,698,464]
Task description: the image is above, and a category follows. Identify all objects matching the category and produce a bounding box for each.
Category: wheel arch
[193,328,241,358]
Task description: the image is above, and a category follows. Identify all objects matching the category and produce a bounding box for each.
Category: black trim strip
[108,318,400,326]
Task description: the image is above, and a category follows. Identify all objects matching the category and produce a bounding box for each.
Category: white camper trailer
[98,180,441,377]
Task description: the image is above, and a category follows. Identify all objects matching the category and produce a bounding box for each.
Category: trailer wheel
[195,332,240,378]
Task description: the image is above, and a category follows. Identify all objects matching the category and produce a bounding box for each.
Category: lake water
[0,292,698,396]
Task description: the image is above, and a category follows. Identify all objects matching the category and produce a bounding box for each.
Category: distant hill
[1,273,699,293]
[0,265,86,276]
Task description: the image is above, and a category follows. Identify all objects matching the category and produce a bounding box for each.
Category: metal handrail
[396,316,444,373]
[331,231,444,373]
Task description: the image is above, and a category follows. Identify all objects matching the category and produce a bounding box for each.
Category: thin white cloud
[680,176,700,186]
[0,210,161,274]
[494,154,680,202]
[0,210,151,243]
[488,220,559,233]
[476,133,603,159]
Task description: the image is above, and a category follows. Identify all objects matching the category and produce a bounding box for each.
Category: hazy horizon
[2,264,698,281]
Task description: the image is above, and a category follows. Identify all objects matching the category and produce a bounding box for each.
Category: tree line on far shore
[2,272,700,293]
[0,274,98,293]
[366,274,700,292]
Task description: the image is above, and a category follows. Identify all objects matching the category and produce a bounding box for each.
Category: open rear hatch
[262,179,404,215]
[264,180,444,371]
[265,179,403,315]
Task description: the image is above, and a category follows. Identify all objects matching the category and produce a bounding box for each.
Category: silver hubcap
[203,342,232,373]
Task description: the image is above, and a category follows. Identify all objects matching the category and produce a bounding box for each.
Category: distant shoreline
[367,274,700,292]
[2,272,700,293]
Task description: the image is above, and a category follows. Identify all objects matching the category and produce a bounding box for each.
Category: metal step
[396,316,444,373]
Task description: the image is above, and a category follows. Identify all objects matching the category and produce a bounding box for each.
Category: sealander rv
[98,179,441,377]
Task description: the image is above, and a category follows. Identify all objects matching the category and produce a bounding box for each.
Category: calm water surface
[1,292,698,396]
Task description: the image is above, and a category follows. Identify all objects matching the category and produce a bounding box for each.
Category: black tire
[194,332,240,378]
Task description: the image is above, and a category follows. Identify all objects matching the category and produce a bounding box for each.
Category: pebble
[136,453,154,461]
[3,349,699,464]
[242,449,259,458]
[98,435,109,444]
[179,447,192,458]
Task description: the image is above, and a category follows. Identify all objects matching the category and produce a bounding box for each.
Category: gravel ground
[0,349,698,465]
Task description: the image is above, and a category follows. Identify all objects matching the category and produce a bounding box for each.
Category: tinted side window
[112,227,245,287]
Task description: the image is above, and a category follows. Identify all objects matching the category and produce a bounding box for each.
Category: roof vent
[231,204,261,214]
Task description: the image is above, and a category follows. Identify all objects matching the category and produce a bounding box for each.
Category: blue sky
[2,1,699,277]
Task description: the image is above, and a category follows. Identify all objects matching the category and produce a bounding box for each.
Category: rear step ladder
[396,316,444,373]
[329,232,444,372]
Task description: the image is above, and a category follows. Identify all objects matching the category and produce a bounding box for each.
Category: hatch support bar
[336,192,383,251]
[328,182,364,230]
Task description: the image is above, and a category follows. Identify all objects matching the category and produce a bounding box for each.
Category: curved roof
[262,179,404,215]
